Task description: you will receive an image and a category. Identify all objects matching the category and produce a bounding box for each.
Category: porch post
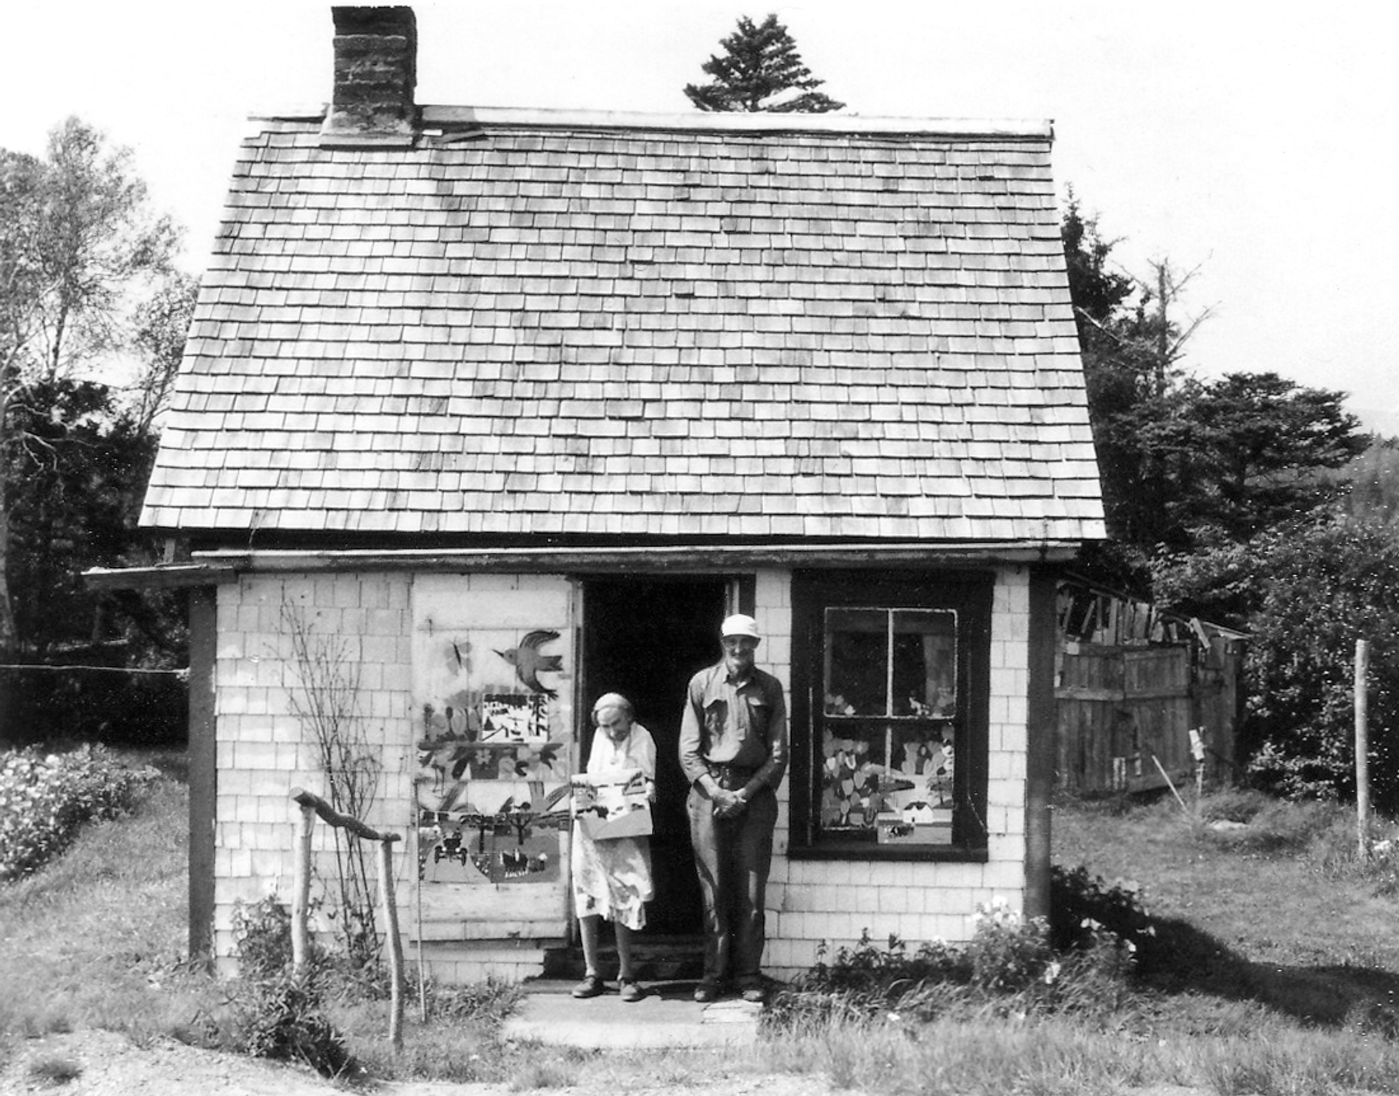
[188,587,218,961]
[1024,565,1058,921]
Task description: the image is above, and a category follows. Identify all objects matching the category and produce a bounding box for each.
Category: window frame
[789,568,994,862]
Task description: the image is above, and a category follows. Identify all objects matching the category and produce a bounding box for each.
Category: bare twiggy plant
[281,599,383,967]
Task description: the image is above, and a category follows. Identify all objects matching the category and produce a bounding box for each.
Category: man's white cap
[720,614,761,640]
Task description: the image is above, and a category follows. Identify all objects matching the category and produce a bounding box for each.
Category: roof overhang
[87,540,1084,590]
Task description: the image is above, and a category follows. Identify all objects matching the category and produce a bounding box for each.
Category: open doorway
[581,576,730,937]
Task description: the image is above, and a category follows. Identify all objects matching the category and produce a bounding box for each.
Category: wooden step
[542,936,704,980]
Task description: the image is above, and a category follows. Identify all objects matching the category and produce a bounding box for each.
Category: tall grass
[0,764,206,1044]
[759,1011,1399,1096]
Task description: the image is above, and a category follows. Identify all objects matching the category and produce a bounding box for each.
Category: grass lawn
[5,748,1399,1095]
[1056,791,1399,1036]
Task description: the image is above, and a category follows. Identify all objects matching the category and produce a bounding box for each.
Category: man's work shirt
[679,661,789,792]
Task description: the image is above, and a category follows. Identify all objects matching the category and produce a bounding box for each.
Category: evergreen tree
[684,14,845,113]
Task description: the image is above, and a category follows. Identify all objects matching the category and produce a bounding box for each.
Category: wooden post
[1024,566,1058,921]
[378,838,406,1053]
[1356,639,1371,860]
[292,801,315,973]
[1152,753,1189,815]
[187,588,218,965]
[288,787,404,1050]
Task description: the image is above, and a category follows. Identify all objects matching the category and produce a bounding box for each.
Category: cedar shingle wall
[212,572,415,970]
[765,566,1031,972]
[144,121,1103,541]
[212,565,1032,981]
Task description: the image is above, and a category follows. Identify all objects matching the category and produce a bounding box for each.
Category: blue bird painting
[494,630,564,697]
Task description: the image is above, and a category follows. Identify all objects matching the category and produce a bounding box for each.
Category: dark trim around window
[789,568,995,861]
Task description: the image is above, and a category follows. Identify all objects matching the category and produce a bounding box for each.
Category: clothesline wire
[0,663,187,677]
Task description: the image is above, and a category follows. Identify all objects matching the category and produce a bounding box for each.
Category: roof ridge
[251,104,1053,140]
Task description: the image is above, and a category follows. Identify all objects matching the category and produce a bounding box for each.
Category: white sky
[5,0,1397,431]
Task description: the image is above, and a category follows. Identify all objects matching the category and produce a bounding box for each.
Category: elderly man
[679,613,788,1003]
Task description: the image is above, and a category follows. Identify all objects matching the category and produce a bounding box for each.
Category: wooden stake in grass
[1356,639,1371,860]
[290,787,406,1053]
[1152,753,1190,815]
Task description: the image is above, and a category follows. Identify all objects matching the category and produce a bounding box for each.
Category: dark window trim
[789,568,995,862]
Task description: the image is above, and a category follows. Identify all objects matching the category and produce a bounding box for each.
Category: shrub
[0,745,156,881]
[218,968,355,1079]
[768,888,1151,1032]
[965,896,1054,992]
[1050,865,1155,955]
[202,893,358,1079]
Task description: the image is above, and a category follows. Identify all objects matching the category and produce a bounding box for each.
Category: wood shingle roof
[141,108,1105,543]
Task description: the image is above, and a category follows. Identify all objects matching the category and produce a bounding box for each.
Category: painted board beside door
[411,574,576,938]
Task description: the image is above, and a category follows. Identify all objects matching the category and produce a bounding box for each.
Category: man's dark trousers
[686,783,777,986]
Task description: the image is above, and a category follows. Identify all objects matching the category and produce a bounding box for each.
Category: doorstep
[501,980,762,1049]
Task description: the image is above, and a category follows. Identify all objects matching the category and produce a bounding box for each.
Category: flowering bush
[0,745,156,882]
[767,886,1153,1031]
[965,896,1054,992]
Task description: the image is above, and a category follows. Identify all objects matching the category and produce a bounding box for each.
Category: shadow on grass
[1140,914,1399,1033]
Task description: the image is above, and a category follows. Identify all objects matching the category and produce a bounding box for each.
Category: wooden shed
[116,7,1105,981]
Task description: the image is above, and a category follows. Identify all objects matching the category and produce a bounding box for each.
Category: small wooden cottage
[123,7,1105,980]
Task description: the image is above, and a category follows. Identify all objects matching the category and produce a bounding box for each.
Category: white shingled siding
[211,572,415,973]
[209,565,1032,981]
[763,565,1031,976]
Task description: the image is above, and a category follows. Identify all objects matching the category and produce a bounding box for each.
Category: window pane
[819,726,888,834]
[891,610,957,717]
[875,725,955,846]
[824,608,888,716]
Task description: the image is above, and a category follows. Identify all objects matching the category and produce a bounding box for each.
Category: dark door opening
[582,577,728,937]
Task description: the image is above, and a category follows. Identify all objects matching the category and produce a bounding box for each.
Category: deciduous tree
[0,117,179,658]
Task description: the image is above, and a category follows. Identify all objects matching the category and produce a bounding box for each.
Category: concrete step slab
[502,981,761,1049]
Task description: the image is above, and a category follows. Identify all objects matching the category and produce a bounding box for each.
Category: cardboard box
[571,768,653,840]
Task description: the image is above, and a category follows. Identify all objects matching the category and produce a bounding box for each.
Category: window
[791,571,993,859]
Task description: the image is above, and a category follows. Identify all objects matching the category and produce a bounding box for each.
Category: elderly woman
[571,692,656,1002]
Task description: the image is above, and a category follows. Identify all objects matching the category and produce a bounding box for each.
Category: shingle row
[142,118,1104,541]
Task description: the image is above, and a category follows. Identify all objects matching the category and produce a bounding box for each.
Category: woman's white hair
[592,692,634,719]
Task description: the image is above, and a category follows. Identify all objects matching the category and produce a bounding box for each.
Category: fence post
[1356,639,1371,860]
[292,801,315,973]
[378,837,406,1053]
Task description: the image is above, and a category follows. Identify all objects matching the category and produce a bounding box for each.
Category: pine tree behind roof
[684,13,845,113]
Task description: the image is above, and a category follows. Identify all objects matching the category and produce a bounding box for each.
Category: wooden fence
[1055,637,1240,795]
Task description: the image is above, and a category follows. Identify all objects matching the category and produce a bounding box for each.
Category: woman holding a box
[571,692,656,1002]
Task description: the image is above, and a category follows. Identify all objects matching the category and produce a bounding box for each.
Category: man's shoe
[571,974,605,999]
[739,980,766,1004]
[693,982,720,1003]
[619,979,645,1003]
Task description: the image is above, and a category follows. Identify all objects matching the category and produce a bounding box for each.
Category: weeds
[213,968,355,1079]
[195,892,359,1079]
[769,876,1147,1034]
[25,1055,82,1085]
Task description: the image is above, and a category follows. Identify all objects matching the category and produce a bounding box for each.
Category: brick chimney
[321,6,418,146]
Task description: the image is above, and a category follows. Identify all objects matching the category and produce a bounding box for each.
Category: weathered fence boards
[1056,641,1237,794]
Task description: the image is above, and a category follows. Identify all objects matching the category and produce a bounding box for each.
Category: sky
[4,1,1397,432]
